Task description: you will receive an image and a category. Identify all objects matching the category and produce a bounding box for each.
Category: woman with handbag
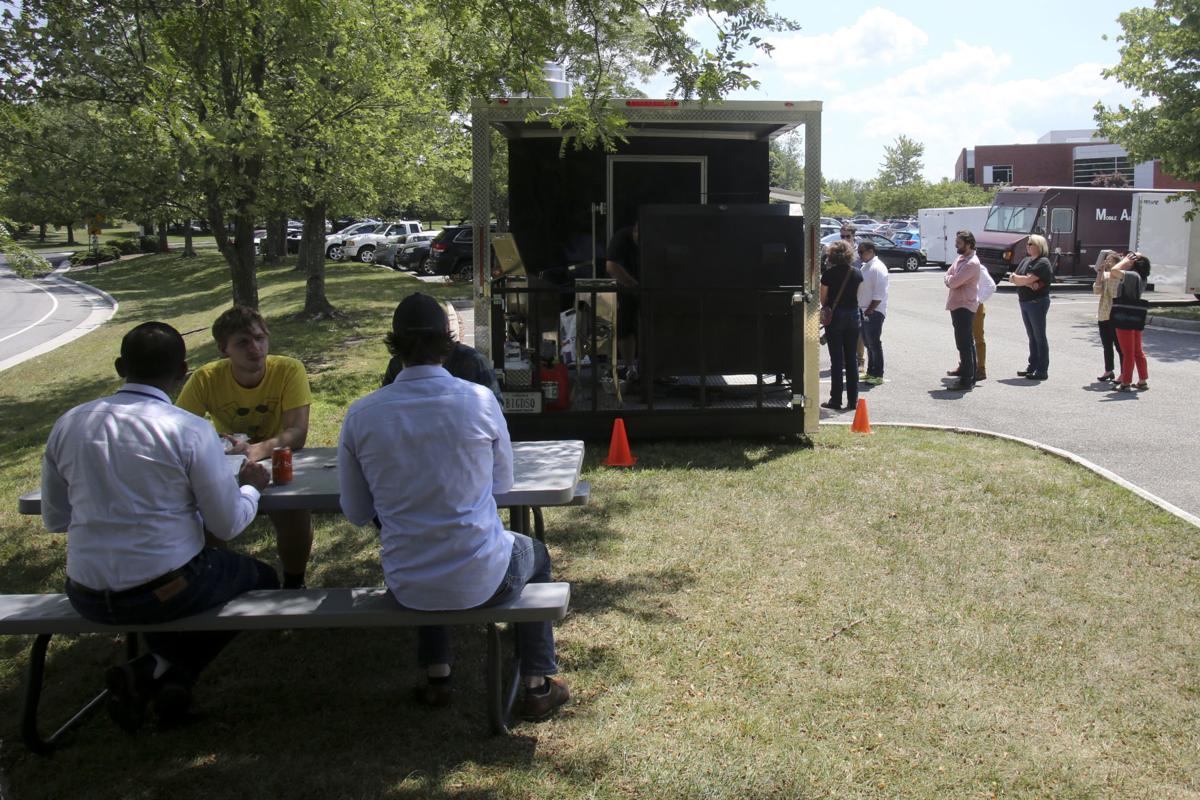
[819,240,863,411]
[1110,252,1151,392]
[1093,250,1124,382]
[1008,234,1055,381]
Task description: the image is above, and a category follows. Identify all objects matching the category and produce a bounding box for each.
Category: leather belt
[67,560,194,600]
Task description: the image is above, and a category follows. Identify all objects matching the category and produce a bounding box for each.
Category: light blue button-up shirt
[42,383,262,591]
[338,365,515,610]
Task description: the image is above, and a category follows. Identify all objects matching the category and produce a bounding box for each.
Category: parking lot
[819,266,1200,520]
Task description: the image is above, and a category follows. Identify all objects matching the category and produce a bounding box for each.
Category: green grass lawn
[1,253,1197,798]
[1151,305,1200,322]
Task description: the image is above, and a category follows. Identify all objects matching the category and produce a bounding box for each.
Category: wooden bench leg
[21,632,137,755]
[486,623,522,735]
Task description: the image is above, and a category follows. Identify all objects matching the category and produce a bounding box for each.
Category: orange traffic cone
[850,398,873,434]
[603,417,637,467]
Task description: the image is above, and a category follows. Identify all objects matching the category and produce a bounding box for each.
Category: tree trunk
[299,200,336,318]
[264,213,285,265]
[183,226,196,257]
[38,222,47,241]
[65,223,75,245]
[141,220,154,237]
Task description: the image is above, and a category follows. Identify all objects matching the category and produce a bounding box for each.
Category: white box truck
[918,206,990,267]
[1129,192,1200,299]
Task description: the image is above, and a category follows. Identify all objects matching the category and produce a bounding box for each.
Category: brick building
[955,129,1200,190]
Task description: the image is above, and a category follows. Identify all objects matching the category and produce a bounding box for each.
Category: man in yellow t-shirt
[178,306,313,588]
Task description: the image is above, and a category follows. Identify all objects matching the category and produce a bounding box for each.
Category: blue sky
[645,1,1150,182]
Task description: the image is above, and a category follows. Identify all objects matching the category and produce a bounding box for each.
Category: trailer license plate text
[503,392,542,414]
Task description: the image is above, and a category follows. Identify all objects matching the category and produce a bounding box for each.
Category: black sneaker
[948,381,974,391]
[411,681,453,708]
[521,677,570,721]
[104,662,152,734]
[152,677,194,728]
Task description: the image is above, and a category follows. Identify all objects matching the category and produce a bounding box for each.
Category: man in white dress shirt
[856,240,889,385]
[42,322,278,733]
[338,293,568,721]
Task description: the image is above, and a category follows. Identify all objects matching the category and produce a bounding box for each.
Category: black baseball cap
[392,292,448,335]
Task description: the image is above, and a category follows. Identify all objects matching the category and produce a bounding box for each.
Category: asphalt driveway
[819,267,1200,520]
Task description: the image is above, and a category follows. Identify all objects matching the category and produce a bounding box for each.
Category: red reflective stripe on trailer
[625,100,680,107]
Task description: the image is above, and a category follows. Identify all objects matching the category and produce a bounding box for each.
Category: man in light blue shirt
[338,293,568,720]
[43,321,278,733]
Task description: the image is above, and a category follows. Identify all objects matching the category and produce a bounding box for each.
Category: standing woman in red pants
[1110,252,1151,392]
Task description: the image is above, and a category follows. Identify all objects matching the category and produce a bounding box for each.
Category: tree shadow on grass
[566,564,696,623]
[579,437,810,474]
[0,623,563,800]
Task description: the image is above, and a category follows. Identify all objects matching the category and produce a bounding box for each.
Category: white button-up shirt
[42,384,262,591]
[337,365,514,611]
[857,255,890,316]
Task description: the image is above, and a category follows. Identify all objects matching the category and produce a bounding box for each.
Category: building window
[983,165,1013,185]
[965,167,975,183]
[1073,156,1134,186]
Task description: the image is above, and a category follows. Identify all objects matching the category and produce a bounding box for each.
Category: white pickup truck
[341,220,423,263]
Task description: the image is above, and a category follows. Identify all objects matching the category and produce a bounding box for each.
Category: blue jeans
[416,533,558,677]
[860,310,885,378]
[826,307,861,406]
[1020,296,1051,376]
[65,548,279,683]
[950,308,976,386]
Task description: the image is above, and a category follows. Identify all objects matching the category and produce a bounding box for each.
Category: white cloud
[766,7,929,88]
[820,56,1136,179]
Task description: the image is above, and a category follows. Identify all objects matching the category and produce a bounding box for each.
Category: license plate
[503,392,542,414]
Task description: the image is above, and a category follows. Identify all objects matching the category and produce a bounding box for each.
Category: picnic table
[19,440,588,539]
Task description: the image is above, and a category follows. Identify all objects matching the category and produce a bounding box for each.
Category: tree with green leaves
[1095,0,1200,215]
[769,132,804,190]
[2,0,797,311]
[825,178,871,215]
[877,135,925,188]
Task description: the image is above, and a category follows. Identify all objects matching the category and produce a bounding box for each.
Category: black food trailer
[467,98,825,439]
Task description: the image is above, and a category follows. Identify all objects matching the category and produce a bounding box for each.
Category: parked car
[376,230,438,270]
[341,220,422,263]
[325,221,383,260]
[819,231,927,272]
[891,228,921,248]
[858,232,926,272]
[426,223,496,280]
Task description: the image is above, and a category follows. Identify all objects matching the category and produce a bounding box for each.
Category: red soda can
[271,446,293,484]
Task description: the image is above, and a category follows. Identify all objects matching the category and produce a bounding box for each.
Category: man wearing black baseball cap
[337,293,568,720]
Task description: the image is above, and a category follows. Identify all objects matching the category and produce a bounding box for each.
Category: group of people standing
[820,225,1155,406]
[944,230,1152,393]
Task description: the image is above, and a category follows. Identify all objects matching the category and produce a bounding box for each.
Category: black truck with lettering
[975,186,1174,284]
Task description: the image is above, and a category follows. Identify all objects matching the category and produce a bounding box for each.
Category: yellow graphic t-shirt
[177,355,311,442]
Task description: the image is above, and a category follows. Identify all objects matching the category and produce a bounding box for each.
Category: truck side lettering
[1095,208,1132,222]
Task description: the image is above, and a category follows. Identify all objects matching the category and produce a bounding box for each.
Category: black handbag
[1111,272,1148,331]
[1110,300,1148,331]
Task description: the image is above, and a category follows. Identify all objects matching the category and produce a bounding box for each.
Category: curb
[823,420,1200,531]
[1147,313,1200,332]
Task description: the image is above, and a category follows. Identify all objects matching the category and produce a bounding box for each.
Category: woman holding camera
[1110,252,1151,392]
[1093,251,1124,382]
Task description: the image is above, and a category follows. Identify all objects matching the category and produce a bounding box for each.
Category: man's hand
[245,441,275,463]
[238,458,271,491]
[221,433,249,455]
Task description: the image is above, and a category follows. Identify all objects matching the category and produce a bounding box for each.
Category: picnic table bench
[0,582,571,753]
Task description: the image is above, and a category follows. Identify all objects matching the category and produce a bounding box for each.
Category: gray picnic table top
[19,440,585,516]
